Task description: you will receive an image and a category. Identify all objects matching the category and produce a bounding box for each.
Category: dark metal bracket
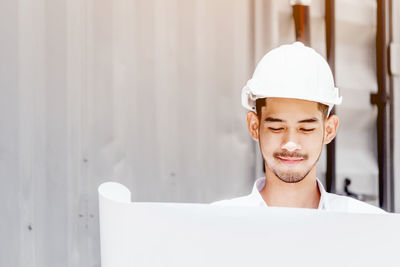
[370,93,391,106]
[343,177,377,202]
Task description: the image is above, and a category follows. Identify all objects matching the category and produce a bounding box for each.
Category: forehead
[261,97,321,120]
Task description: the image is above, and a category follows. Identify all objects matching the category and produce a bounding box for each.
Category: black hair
[255,98,329,119]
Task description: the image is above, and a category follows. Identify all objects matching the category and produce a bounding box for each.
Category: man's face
[246,97,339,183]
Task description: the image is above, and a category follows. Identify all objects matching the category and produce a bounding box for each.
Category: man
[214,42,385,213]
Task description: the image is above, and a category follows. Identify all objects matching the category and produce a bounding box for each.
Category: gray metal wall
[391,0,400,213]
[334,0,380,203]
[0,0,398,266]
[0,0,256,266]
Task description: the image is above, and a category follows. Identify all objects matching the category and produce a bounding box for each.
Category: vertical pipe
[291,1,311,46]
[376,0,390,210]
[325,0,336,193]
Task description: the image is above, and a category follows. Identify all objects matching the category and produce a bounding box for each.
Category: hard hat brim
[242,81,342,117]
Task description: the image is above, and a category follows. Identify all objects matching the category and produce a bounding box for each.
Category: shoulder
[325,192,387,214]
[211,177,265,207]
[211,194,259,207]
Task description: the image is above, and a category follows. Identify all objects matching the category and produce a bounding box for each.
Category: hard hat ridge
[241,42,342,116]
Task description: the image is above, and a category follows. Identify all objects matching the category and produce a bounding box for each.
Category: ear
[246,111,260,142]
[323,114,339,145]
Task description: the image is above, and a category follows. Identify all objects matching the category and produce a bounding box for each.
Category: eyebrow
[265,117,319,123]
[298,117,319,123]
[265,117,285,122]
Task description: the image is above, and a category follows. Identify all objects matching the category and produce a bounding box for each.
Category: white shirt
[212,177,386,214]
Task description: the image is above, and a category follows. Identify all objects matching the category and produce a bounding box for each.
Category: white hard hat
[241,42,342,116]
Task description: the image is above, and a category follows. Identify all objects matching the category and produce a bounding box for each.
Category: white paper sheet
[98,182,400,267]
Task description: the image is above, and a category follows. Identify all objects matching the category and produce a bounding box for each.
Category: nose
[281,141,302,152]
[281,129,302,152]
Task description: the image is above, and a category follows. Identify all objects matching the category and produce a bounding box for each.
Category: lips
[276,156,304,164]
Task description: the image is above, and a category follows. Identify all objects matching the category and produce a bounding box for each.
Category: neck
[260,167,321,209]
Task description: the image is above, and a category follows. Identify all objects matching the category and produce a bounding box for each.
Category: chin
[269,165,313,184]
[276,174,307,184]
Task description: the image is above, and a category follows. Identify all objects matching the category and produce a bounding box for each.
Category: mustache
[273,151,308,160]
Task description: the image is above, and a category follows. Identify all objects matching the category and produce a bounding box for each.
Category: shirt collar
[250,177,328,209]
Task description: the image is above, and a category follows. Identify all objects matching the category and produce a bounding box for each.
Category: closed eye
[268,127,284,131]
[300,128,315,132]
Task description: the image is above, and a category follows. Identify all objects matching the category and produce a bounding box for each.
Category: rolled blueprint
[98,182,400,267]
